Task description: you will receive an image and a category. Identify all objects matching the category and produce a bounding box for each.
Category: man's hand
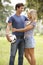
[6,34,12,42]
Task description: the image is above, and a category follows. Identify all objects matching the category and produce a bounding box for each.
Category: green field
[0,35,43,65]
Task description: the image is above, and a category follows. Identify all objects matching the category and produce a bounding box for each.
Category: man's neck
[16,11,21,16]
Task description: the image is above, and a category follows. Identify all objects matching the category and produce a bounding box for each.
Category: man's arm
[6,22,12,42]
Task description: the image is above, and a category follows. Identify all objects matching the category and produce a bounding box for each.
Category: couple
[6,3,37,65]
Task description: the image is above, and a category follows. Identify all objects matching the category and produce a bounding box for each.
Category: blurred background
[0,0,43,65]
[0,0,43,36]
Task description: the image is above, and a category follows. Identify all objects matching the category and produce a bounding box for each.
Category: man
[6,3,28,65]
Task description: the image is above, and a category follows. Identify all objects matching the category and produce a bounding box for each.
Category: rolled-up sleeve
[8,16,13,23]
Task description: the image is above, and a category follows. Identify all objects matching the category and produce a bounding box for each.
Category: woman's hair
[28,9,37,21]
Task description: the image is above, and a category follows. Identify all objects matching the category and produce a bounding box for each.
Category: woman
[12,9,37,65]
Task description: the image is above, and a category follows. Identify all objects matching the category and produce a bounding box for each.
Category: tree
[0,0,14,29]
[26,0,43,19]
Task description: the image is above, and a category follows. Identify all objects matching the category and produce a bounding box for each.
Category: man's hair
[15,3,24,10]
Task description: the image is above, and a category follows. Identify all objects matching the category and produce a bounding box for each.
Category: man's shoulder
[21,15,26,18]
[9,14,15,18]
[8,14,16,21]
[7,14,15,23]
[21,15,28,21]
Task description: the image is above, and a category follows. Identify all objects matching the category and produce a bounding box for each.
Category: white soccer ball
[9,34,17,43]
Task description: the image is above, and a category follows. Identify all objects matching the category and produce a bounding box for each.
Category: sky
[11,0,26,6]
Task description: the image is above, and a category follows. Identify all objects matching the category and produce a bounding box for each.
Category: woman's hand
[12,28,17,32]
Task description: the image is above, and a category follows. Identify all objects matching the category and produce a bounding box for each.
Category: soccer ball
[9,34,17,43]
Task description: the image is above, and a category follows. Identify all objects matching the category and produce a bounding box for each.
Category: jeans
[9,37,25,65]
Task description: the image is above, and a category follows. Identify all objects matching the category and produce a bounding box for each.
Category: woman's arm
[12,23,34,32]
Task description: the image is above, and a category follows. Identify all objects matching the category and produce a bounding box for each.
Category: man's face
[17,6,24,14]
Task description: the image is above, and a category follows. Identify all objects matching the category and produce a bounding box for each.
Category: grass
[0,35,43,65]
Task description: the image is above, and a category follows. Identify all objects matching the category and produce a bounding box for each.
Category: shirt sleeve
[31,22,36,27]
[24,16,28,21]
[8,16,13,23]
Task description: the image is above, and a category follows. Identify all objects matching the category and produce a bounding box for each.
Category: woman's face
[27,12,32,19]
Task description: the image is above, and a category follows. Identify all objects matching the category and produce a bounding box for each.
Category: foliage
[0,0,14,28]
[26,0,43,19]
